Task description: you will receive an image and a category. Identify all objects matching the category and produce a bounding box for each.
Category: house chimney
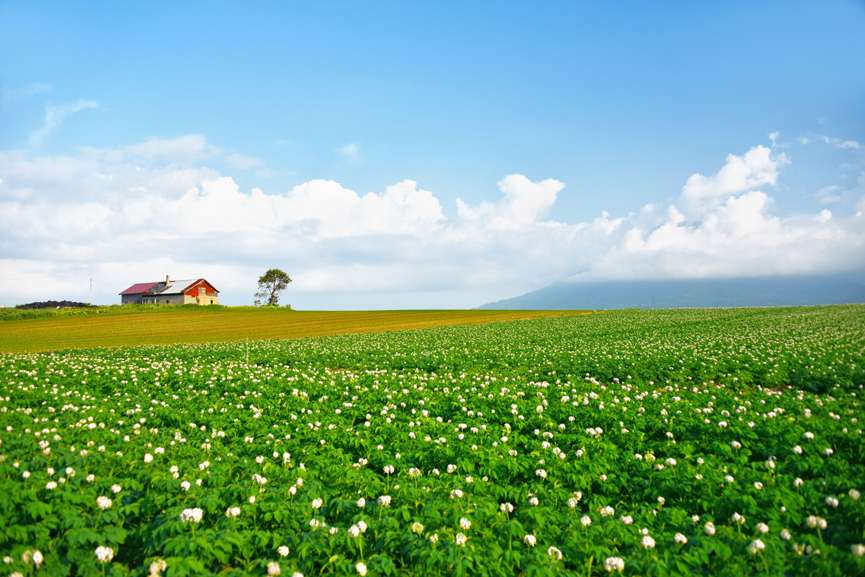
[166,275,170,285]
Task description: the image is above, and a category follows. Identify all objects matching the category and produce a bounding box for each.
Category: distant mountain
[477,276,865,310]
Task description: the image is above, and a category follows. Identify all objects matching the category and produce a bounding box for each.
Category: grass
[0,306,591,353]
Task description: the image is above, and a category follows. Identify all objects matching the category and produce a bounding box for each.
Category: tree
[255,268,292,306]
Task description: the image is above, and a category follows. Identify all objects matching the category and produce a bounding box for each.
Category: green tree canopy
[255,268,292,306]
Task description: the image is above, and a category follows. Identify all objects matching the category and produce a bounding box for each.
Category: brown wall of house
[184,280,218,297]
[184,280,219,305]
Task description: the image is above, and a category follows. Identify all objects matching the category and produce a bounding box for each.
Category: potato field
[1,305,864,576]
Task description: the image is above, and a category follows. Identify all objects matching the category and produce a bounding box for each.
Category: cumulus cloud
[679,145,787,217]
[29,99,98,144]
[151,177,444,238]
[1,136,863,307]
[456,175,564,229]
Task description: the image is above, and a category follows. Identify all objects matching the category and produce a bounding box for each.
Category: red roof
[120,282,161,295]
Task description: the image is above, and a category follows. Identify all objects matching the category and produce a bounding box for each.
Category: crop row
[1,306,864,576]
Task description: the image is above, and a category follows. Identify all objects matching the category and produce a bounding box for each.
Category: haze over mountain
[477,276,865,310]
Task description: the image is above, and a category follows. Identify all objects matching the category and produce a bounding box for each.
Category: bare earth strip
[0,309,590,353]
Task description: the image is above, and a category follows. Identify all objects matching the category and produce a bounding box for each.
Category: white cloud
[254,168,281,178]
[128,134,210,166]
[1,136,863,308]
[817,185,842,204]
[155,176,444,238]
[679,145,787,217]
[1,82,53,105]
[29,99,98,144]
[338,143,361,163]
[822,136,862,150]
[224,153,263,169]
[456,175,564,229]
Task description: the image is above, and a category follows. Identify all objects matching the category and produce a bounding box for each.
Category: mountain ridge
[477,276,865,310]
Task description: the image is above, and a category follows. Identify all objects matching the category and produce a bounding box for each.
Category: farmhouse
[120,276,220,305]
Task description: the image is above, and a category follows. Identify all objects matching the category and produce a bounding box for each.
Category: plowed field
[0,308,589,353]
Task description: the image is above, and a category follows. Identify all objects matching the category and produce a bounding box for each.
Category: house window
[199,286,205,295]
[210,300,213,304]
[166,300,170,304]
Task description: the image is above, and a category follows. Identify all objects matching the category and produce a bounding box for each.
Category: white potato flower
[180,508,203,523]
[641,536,655,549]
[748,539,765,554]
[95,546,114,563]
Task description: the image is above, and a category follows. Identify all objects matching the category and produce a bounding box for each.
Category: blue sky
[1,1,864,308]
